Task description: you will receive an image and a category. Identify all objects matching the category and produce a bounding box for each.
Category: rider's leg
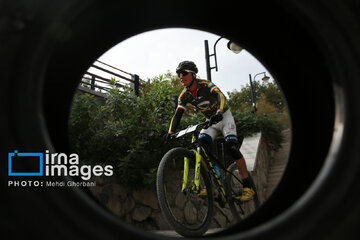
[235,157,248,179]
[197,132,214,196]
[220,110,255,200]
[225,135,255,201]
[224,136,248,180]
[198,132,213,154]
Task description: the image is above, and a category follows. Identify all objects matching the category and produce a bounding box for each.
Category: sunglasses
[177,71,190,77]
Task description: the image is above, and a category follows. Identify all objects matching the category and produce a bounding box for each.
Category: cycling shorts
[200,110,237,141]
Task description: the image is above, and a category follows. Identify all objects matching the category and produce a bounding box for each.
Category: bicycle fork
[181,148,227,204]
[182,149,201,193]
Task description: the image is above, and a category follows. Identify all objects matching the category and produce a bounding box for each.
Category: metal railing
[79,60,145,96]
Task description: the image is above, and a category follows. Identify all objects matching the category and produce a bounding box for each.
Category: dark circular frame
[2,0,360,239]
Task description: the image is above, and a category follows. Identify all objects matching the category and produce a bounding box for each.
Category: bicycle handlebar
[173,120,211,139]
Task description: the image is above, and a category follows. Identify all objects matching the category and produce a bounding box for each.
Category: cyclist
[164,60,255,201]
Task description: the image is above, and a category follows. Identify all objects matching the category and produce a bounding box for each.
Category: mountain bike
[156,121,260,237]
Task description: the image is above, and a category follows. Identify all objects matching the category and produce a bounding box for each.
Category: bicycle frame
[180,126,227,203]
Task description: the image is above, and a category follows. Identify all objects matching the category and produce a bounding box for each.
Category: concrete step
[266,181,281,188]
[265,187,277,195]
[267,174,283,181]
[264,129,291,199]
[267,178,282,185]
[268,167,286,173]
[268,170,285,177]
[269,164,286,170]
[268,171,284,177]
[270,162,287,167]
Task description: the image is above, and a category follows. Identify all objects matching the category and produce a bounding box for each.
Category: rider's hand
[163,132,175,143]
[209,112,223,126]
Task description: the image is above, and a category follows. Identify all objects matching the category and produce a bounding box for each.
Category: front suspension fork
[182,149,202,193]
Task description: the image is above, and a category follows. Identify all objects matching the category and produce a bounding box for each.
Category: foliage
[227,79,289,128]
[232,111,284,151]
[69,73,285,189]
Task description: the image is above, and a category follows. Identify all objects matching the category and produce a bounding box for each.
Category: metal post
[133,74,139,96]
[249,74,257,113]
[91,76,95,90]
[204,40,212,81]
[212,37,223,72]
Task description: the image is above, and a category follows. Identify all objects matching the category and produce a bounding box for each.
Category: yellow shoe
[198,188,207,196]
[238,188,255,202]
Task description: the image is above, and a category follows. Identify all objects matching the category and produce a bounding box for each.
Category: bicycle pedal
[197,188,207,197]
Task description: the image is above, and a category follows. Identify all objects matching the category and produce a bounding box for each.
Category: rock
[210,220,219,229]
[111,183,128,202]
[216,204,233,223]
[133,205,152,222]
[175,192,186,209]
[107,196,123,217]
[123,196,135,215]
[125,213,132,224]
[88,186,102,200]
[184,201,197,224]
[151,211,172,230]
[132,189,158,209]
[99,184,113,204]
[213,211,227,228]
[172,207,184,223]
[197,205,208,222]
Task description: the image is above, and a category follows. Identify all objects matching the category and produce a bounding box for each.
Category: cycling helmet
[176,61,198,74]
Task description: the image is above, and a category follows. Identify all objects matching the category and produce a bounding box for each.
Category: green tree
[227,80,263,112]
[227,79,289,127]
[261,81,284,111]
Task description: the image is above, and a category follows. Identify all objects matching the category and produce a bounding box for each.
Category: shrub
[69,78,284,189]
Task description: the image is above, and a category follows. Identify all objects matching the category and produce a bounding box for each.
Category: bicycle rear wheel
[225,162,260,222]
[156,147,214,237]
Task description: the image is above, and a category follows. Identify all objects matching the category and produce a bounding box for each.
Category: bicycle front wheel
[156,147,214,237]
[225,162,260,222]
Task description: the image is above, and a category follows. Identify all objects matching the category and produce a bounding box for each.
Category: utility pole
[204,40,212,81]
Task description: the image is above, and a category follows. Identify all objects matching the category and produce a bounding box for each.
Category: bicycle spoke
[162,157,210,229]
[226,162,260,222]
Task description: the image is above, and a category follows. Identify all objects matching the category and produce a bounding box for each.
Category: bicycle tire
[156,147,214,237]
[226,162,260,222]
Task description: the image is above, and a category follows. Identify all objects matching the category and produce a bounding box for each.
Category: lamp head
[262,75,270,81]
[227,41,243,54]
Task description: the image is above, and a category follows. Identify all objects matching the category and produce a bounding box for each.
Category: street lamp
[226,43,270,113]
[204,37,243,81]
[204,39,270,113]
[248,72,270,113]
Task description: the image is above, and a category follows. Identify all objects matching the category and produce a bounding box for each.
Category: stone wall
[88,133,272,231]
[89,175,238,231]
[89,179,170,230]
[250,135,272,204]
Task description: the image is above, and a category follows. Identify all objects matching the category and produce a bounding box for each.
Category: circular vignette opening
[3,0,359,240]
[42,1,335,237]
[68,27,290,237]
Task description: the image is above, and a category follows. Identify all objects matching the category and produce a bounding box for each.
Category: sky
[88,28,273,96]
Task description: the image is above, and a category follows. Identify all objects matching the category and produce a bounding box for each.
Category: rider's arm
[210,85,226,113]
[168,104,185,133]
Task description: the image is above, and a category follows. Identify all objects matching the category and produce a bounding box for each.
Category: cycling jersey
[168,79,228,133]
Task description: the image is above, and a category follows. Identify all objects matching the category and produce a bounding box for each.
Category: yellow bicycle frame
[181,136,226,202]
[200,146,227,201]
